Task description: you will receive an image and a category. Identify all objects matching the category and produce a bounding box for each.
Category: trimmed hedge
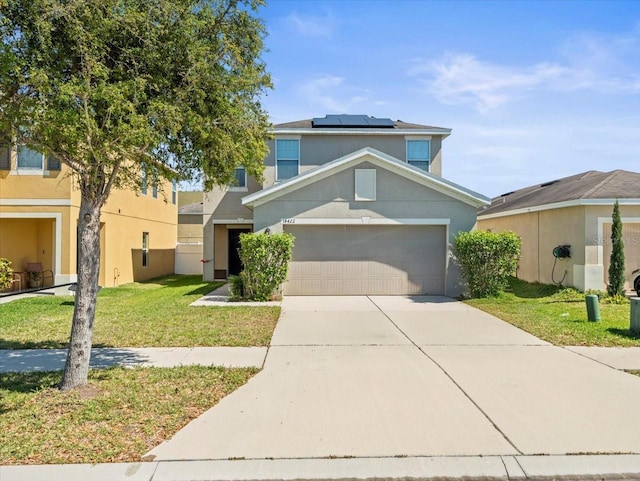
[454,230,521,298]
[236,232,295,301]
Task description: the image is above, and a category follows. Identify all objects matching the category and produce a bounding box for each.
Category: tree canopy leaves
[0,0,272,197]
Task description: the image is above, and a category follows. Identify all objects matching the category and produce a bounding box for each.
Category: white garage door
[284,225,446,295]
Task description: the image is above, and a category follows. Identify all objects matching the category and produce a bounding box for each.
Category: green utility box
[631,298,640,334]
[585,294,601,322]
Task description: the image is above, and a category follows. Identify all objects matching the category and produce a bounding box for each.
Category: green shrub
[454,230,521,298]
[238,232,295,301]
[228,275,245,301]
[608,200,625,297]
[0,258,13,290]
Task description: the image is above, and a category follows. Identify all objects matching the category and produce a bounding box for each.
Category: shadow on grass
[607,328,640,341]
[0,371,60,395]
[504,277,562,299]
[184,283,223,297]
[130,274,223,297]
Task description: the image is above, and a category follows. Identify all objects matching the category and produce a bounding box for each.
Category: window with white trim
[230,167,247,190]
[276,139,299,181]
[406,139,430,172]
[171,179,177,204]
[142,232,149,267]
[17,145,44,169]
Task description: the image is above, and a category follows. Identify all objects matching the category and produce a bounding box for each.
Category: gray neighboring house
[203,115,489,296]
[477,170,640,292]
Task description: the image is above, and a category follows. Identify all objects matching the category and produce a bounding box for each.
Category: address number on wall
[281,218,296,224]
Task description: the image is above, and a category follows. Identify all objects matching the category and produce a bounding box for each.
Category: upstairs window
[17,145,44,169]
[141,170,148,195]
[406,139,430,172]
[276,139,299,181]
[230,167,247,190]
[152,169,158,198]
[0,143,10,170]
[172,179,177,204]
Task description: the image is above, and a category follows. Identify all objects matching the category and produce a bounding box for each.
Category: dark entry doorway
[228,228,251,277]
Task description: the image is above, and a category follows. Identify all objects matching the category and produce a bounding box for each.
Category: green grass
[465,278,640,346]
[0,366,257,465]
[0,275,280,349]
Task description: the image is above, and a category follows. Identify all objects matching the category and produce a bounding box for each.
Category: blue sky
[258,0,640,198]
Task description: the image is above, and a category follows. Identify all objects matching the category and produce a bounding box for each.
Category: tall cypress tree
[608,200,626,297]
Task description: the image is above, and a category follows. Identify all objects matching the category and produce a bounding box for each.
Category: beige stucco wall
[98,181,177,287]
[586,205,640,291]
[478,204,640,291]
[1,165,177,288]
[478,207,585,288]
[178,214,203,243]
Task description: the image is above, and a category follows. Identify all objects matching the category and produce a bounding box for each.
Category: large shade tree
[0,0,271,389]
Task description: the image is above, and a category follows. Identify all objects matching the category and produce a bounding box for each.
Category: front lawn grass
[465,277,640,346]
[0,275,280,349]
[0,366,257,465]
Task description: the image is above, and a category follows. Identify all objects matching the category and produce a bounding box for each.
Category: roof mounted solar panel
[312,115,395,128]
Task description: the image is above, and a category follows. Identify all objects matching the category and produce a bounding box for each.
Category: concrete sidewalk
[0,347,267,372]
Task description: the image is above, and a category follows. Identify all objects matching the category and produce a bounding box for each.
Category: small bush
[551,287,584,302]
[228,275,245,301]
[238,232,294,301]
[454,230,521,298]
[0,258,14,290]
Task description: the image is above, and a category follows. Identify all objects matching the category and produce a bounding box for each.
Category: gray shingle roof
[273,117,449,132]
[178,201,203,215]
[480,170,640,216]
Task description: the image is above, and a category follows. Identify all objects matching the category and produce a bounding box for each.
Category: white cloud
[410,28,640,113]
[409,53,571,113]
[298,75,379,113]
[285,11,337,38]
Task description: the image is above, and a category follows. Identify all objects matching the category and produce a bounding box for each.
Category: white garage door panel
[284,225,446,295]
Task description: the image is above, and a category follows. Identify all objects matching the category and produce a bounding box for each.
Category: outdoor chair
[25,262,54,288]
[10,272,22,292]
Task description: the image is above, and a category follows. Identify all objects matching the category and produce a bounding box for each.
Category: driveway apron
[147,296,640,461]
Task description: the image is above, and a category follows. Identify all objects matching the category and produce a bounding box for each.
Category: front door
[227,228,251,277]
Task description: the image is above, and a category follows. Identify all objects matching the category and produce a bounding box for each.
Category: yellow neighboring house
[0,144,177,289]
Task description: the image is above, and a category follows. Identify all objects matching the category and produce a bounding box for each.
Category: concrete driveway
[148,296,640,461]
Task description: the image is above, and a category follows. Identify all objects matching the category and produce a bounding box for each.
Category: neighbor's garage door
[284,225,446,295]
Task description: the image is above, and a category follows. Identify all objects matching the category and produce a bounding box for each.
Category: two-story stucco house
[203,115,489,296]
[0,142,178,290]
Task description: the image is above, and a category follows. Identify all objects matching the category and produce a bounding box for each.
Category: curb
[3,454,640,481]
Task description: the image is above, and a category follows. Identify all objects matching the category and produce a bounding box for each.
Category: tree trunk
[59,195,102,390]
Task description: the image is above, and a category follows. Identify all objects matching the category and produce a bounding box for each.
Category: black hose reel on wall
[552,244,571,285]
